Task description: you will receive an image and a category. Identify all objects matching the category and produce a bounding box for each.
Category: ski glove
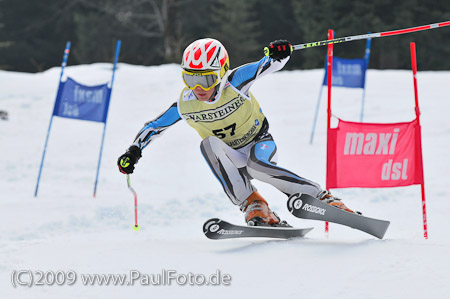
[264,40,293,61]
[118,145,142,174]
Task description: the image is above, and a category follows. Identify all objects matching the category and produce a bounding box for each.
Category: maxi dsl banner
[323,57,367,88]
[52,77,111,123]
[326,119,424,188]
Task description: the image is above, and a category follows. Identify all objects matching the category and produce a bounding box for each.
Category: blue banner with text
[53,77,111,123]
[323,57,367,88]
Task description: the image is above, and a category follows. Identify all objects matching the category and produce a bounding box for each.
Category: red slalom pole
[325,29,334,237]
[293,21,450,51]
[410,43,428,239]
[326,29,333,132]
[410,43,421,119]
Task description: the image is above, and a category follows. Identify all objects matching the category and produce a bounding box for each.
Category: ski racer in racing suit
[118,38,355,227]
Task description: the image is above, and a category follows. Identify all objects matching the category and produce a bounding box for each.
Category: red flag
[327,119,424,188]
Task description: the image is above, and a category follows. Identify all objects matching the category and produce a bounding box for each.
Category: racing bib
[178,85,265,148]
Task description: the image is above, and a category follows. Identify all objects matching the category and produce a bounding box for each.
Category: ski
[287,193,390,239]
[203,218,313,240]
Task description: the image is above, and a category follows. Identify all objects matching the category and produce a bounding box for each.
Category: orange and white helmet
[181,38,230,92]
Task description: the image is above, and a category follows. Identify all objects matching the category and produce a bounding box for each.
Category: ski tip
[203,218,222,236]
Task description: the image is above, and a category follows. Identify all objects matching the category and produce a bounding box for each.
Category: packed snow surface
[1,62,449,298]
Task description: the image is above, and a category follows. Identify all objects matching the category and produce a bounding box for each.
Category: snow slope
[1,62,450,299]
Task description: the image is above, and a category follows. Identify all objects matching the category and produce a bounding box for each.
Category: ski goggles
[182,70,219,91]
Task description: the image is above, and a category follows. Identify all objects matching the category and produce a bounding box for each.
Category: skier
[118,38,356,227]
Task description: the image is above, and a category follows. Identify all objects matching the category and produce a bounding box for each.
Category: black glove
[117,145,142,174]
[264,40,292,61]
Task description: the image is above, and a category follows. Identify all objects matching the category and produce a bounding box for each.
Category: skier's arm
[132,102,181,150]
[228,40,292,96]
[118,102,181,174]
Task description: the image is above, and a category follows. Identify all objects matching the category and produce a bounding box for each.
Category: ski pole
[292,21,450,51]
[126,174,140,231]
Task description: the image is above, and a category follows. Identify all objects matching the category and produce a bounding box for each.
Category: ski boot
[318,190,361,214]
[240,191,291,227]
